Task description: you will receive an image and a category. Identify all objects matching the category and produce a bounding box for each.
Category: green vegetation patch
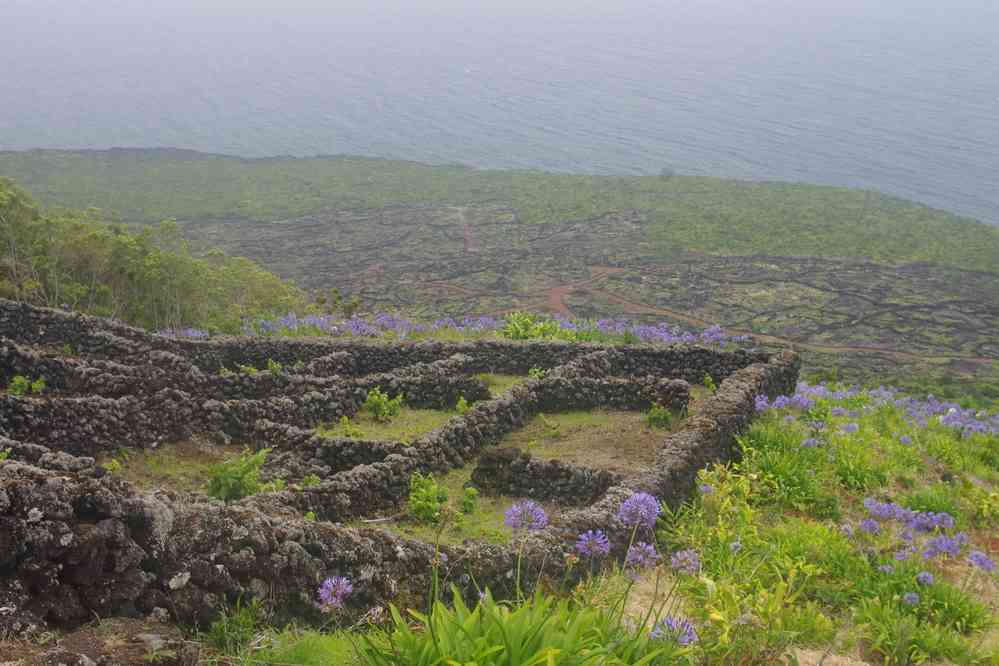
[3,150,997,272]
[500,410,680,475]
[476,373,527,397]
[317,408,456,444]
[98,439,245,493]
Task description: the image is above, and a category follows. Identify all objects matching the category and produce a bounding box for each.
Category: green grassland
[2,148,998,272]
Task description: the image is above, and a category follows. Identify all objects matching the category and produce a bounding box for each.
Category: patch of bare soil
[0,617,198,665]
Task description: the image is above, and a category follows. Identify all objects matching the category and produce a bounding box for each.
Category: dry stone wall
[0,299,799,636]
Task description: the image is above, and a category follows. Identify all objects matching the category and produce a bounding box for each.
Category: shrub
[461,486,479,514]
[6,375,44,396]
[0,449,9,462]
[236,363,259,375]
[304,511,317,522]
[408,472,448,524]
[207,448,284,502]
[300,474,322,488]
[646,403,676,430]
[363,388,404,422]
[703,373,718,394]
[527,367,547,380]
[335,415,365,438]
[266,358,284,374]
[455,395,470,415]
[101,459,123,475]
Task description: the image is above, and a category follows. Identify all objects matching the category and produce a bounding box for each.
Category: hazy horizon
[4,0,998,223]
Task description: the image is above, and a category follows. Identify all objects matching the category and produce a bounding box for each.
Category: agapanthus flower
[650,616,699,646]
[801,437,821,448]
[878,564,895,574]
[317,576,353,610]
[730,541,743,553]
[618,492,660,530]
[859,519,880,534]
[625,542,660,571]
[698,483,714,495]
[575,530,611,558]
[894,548,914,561]
[923,533,967,559]
[841,423,860,434]
[670,548,701,576]
[899,435,913,445]
[754,395,770,413]
[969,550,996,573]
[916,571,934,585]
[902,592,920,606]
[831,407,848,417]
[504,500,548,531]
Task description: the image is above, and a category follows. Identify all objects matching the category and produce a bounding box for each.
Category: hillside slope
[2,148,998,272]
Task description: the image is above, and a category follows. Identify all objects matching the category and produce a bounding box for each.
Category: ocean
[3,0,998,224]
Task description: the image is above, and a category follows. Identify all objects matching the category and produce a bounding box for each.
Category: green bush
[408,472,449,524]
[267,358,284,374]
[703,374,718,394]
[528,367,547,380]
[461,486,479,514]
[6,375,44,396]
[237,363,259,375]
[300,474,322,488]
[363,388,404,422]
[101,459,123,475]
[0,449,9,462]
[646,403,676,430]
[455,395,471,415]
[207,448,284,502]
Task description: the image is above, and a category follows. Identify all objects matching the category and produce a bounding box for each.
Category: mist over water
[3,0,998,224]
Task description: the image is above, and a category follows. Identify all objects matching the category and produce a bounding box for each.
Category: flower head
[504,500,548,531]
[670,548,701,576]
[625,542,660,571]
[916,571,934,586]
[618,492,660,530]
[841,422,860,434]
[698,483,714,495]
[902,592,920,606]
[651,616,699,646]
[575,530,611,558]
[729,541,743,553]
[969,550,996,573]
[317,576,353,611]
[859,519,880,535]
[878,564,894,574]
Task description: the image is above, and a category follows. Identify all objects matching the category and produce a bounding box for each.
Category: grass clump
[319,408,454,444]
[645,403,678,430]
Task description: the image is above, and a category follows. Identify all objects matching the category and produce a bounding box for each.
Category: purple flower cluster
[969,550,996,573]
[575,530,611,558]
[923,533,968,559]
[317,576,353,610]
[916,571,934,585]
[625,542,660,571]
[670,548,701,576]
[504,500,549,531]
[651,616,699,646]
[862,498,955,533]
[618,492,661,530]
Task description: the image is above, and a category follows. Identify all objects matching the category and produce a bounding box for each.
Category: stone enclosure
[0,299,799,639]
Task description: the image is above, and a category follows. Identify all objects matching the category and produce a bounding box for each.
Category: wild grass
[317,407,455,444]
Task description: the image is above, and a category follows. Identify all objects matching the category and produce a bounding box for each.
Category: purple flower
[859,519,880,535]
[783,415,797,424]
[878,564,895,574]
[729,541,742,553]
[754,395,770,413]
[801,437,821,448]
[894,548,913,561]
[575,530,611,558]
[969,550,996,573]
[618,492,661,530]
[923,533,967,559]
[651,616,699,646]
[698,483,714,495]
[670,548,701,576]
[317,576,353,610]
[626,542,660,571]
[504,500,548,531]
[831,407,848,417]
[902,592,920,606]
[916,571,934,585]
[899,435,913,445]
[841,423,860,434]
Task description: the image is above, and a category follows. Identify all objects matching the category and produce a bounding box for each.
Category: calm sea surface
[3,0,998,224]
